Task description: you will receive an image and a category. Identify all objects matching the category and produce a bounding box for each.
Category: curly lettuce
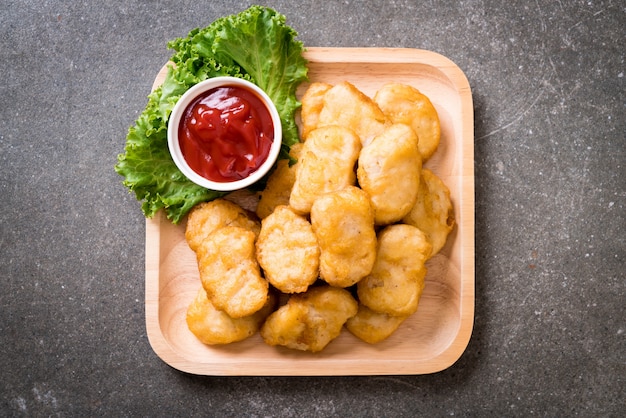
[115,6,308,223]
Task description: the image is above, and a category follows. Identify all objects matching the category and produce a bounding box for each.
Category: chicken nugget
[317,81,388,146]
[289,126,361,215]
[186,199,260,253]
[186,287,276,345]
[260,286,358,352]
[357,123,422,225]
[300,82,333,139]
[402,169,455,256]
[357,224,432,317]
[196,226,268,318]
[256,143,303,219]
[346,304,408,344]
[256,205,320,293]
[373,82,441,161]
[310,186,377,288]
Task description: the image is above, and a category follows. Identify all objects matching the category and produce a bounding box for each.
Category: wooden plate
[145,47,474,376]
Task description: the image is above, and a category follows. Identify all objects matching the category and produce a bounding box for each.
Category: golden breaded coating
[196,226,268,318]
[300,82,333,140]
[345,304,408,344]
[357,123,422,225]
[256,143,303,219]
[373,82,441,161]
[256,205,320,293]
[289,126,361,215]
[186,287,276,345]
[402,169,455,256]
[310,186,377,288]
[357,224,432,317]
[185,199,260,252]
[316,81,388,146]
[260,286,358,352]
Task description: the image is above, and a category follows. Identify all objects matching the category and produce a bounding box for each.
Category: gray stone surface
[1,0,624,416]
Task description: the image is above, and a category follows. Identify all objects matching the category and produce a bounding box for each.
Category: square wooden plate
[145,47,474,376]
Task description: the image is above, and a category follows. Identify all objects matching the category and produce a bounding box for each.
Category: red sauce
[178,85,275,183]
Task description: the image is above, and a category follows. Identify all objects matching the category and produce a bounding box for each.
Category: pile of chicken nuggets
[184,81,456,352]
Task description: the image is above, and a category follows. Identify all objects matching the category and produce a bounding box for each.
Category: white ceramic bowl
[167,77,282,192]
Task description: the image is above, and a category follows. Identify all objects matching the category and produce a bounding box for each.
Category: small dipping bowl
[167,77,282,192]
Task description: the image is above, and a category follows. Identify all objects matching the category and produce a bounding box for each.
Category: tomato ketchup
[178,85,275,183]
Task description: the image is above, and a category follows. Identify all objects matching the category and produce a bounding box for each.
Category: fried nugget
[300,82,333,139]
[256,143,303,219]
[196,226,268,318]
[289,126,361,215]
[260,286,358,352]
[256,205,320,293]
[185,199,260,252]
[402,168,455,256]
[310,186,377,288]
[317,81,388,146]
[357,224,432,317]
[373,82,441,161]
[186,287,276,345]
[346,304,408,344]
[357,123,422,225]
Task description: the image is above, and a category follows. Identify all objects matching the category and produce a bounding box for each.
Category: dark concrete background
[1,1,624,416]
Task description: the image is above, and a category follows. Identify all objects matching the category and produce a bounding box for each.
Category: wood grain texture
[145,47,474,376]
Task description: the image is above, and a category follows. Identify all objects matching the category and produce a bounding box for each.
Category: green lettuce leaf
[115,6,308,223]
[210,7,308,147]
